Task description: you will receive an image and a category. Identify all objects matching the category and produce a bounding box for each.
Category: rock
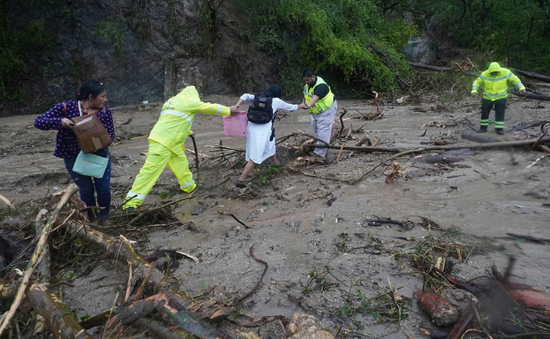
[288,313,335,339]
[414,290,459,327]
[443,289,477,314]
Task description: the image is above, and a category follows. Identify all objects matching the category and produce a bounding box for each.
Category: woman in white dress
[234,84,305,188]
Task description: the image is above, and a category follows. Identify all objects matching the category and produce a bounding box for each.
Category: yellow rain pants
[124,140,196,209]
[123,86,230,210]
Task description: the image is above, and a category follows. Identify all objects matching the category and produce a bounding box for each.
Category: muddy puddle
[1,95,550,338]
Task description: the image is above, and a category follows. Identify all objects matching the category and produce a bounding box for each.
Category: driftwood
[302,136,550,153]
[409,62,455,72]
[511,68,550,83]
[0,184,78,336]
[62,222,231,338]
[189,134,200,185]
[0,193,15,210]
[26,283,92,339]
[513,91,550,101]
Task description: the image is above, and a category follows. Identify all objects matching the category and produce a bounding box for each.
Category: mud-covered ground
[1,94,550,338]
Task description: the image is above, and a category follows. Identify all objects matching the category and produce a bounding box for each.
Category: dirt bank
[1,94,549,338]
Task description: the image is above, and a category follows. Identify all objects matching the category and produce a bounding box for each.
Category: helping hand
[229,105,240,116]
[519,90,527,96]
[61,118,75,128]
[470,92,478,98]
[298,103,308,110]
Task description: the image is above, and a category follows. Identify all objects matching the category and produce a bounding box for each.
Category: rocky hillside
[0,0,275,115]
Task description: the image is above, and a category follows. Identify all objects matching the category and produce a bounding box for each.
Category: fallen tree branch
[62,222,230,338]
[26,283,92,339]
[349,149,423,185]
[216,210,252,229]
[0,193,15,210]
[129,193,196,226]
[233,246,268,305]
[338,109,348,138]
[295,128,329,145]
[303,136,550,153]
[189,134,200,185]
[409,62,455,72]
[0,183,78,336]
[510,68,550,83]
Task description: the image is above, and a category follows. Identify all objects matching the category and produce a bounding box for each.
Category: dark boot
[496,129,504,135]
[477,126,488,133]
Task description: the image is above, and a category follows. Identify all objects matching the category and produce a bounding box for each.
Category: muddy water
[1,96,549,338]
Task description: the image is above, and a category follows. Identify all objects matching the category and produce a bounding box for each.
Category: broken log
[513,91,550,101]
[409,62,455,72]
[26,283,92,339]
[511,68,550,83]
[0,184,78,336]
[63,222,231,338]
[302,136,550,153]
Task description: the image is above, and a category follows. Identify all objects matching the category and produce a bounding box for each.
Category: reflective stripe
[127,191,146,201]
[161,110,194,124]
[472,85,479,90]
[480,76,508,82]
[495,122,504,126]
[480,119,489,126]
[215,105,221,115]
[181,180,195,189]
[516,82,524,89]
[484,91,507,98]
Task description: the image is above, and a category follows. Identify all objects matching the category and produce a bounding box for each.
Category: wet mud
[1,95,549,338]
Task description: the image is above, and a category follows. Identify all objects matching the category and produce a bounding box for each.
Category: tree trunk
[26,283,92,339]
[64,222,231,339]
[302,136,550,153]
[409,62,455,72]
[511,68,550,83]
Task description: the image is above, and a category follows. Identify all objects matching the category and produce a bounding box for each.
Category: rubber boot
[476,126,488,133]
[496,129,504,135]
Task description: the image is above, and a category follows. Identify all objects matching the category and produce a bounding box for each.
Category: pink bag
[223,111,248,137]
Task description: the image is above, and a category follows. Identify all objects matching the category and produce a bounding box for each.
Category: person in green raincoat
[123,86,239,211]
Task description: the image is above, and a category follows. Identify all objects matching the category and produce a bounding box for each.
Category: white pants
[310,100,337,157]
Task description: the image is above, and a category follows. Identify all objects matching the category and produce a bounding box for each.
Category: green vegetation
[0,17,53,103]
[235,0,416,94]
[94,20,123,59]
[402,0,550,73]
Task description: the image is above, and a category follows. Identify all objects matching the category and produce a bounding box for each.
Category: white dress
[240,94,298,164]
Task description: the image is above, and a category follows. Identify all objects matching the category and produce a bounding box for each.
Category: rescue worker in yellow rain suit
[471,62,526,135]
[123,86,239,211]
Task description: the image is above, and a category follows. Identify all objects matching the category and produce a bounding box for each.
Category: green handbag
[72,151,109,178]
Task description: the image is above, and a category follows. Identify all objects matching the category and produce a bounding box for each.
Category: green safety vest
[303,76,335,114]
[472,62,525,101]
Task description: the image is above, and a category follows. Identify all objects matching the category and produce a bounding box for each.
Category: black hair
[265,84,282,98]
[76,80,105,101]
[302,68,315,77]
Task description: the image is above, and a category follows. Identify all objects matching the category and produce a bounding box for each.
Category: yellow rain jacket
[472,62,525,101]
[123,86,232,210]
[149,86,231,152]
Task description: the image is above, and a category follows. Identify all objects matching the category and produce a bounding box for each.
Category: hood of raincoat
[488,62,502,74]
[176,86,200,100]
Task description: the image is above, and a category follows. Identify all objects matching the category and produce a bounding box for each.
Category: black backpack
[247,95,273,124]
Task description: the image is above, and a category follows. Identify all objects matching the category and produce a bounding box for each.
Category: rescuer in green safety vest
[301,68,337,158]
[471,62,526,135]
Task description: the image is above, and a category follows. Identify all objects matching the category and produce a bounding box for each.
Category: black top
[308,77,329,99]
